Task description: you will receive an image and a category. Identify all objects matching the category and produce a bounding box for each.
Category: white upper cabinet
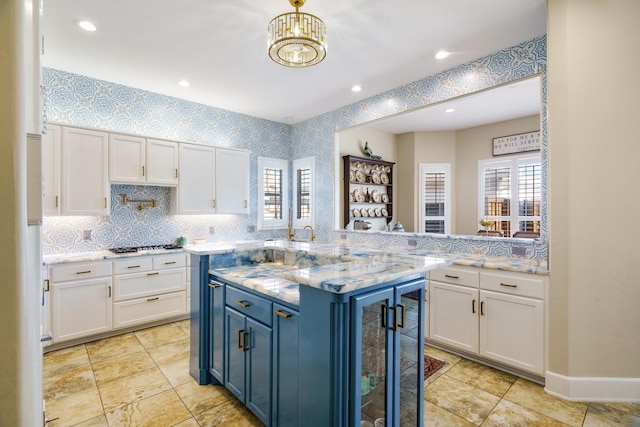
[109,134,146,184]
[61,127,110,216]
[216,148,250,214]
[172,144,216,214]
[109,135,178,186]
[42,124,61,216]
[146,139,179,185]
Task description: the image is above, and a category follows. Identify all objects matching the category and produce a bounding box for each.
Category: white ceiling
[42,0,546,126]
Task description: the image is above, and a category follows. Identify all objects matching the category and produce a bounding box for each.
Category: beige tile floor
[43,321,640,426]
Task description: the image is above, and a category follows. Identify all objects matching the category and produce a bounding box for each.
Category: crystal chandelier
[268,0,327,67]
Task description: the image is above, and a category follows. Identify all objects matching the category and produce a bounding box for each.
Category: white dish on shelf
[380,172,389,184]
[360,208,369,217]
[353,189,365,202]
[371,189,380,203]
[356,169,366,182]
[353,208,361,217]
[374,208,382,217]
[381,207,388,216]
[371,171,381,184]
[381,193,389,203]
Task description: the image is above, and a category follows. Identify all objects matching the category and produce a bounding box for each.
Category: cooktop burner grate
[108,244,183,254]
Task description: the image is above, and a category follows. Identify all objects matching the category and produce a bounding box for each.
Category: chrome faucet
[303,225,316,242]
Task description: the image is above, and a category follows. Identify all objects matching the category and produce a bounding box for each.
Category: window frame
[418,163,452,234]
[477,154,541,237]
[257,156,289,231]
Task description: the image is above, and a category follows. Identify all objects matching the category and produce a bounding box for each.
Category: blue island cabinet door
[225,307,246,401]
[272,303,299,426]
[350,288,395,427]
[246,316,272,425]
[208,279,225,384]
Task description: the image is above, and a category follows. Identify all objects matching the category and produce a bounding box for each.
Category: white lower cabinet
[50,261,113,343]
[428,266,546,376]
[112,253,187,329]
[48,254,188,346]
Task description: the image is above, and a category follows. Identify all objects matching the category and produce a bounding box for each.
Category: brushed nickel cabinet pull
[44,279,50,292]
[127,265,141,269]
[164,261,176,265]
[236,300,251,308]
[472,299,476,314]
[444,274,459,279]
[480,301,485,315]
[500,282,518,288]
[147,297,159,302]
[104,197,107,208]
[380,304,387,328]
[76,270,91,275]
[55,195,58,208]
[108,285,111,298]
[244,200,247,208]
[212,199,216,208]
[147,272,159,276]
[208,282,222,289]
[142,165,145,176]
[175,168,178,178]
[275,309,292,319]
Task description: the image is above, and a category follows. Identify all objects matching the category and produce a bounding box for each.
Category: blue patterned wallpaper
[43,35,547,261]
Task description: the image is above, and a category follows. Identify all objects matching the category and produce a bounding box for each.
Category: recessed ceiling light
[77,20,96,32]
[435,50,450,59]
[177,80,190,87]
[444,108,455,113]
[351,85,362,92]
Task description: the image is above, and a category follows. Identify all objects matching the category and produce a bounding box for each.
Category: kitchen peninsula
[186,240,450,427]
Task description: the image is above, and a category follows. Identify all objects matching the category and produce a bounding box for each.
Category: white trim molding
[545,370,640,402]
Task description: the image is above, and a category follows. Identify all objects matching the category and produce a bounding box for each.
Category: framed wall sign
[492,130,541,156]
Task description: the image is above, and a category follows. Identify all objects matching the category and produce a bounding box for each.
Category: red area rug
[424,355,446,379]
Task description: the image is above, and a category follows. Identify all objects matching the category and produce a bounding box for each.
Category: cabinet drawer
[113,269,185,301]
[430,266,479,288]
[153,253,186,270]
[113,291,187,329]
[480,271,544,299]
[113,257,153,274]
[226,286,272,327]
[50,260,112,282]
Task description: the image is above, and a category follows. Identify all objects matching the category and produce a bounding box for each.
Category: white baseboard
[545,370,640,402]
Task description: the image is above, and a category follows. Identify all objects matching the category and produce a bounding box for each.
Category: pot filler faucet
[303,225,316,242]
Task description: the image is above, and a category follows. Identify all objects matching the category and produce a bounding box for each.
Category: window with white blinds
[478,155,541,237]
[419,164,451,234]
[292,156,315,229]
[258,157,289,230]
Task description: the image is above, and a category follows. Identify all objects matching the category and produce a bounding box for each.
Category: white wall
[547,0,640,398]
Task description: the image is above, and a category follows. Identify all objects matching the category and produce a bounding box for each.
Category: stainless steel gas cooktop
[108,244,183,254]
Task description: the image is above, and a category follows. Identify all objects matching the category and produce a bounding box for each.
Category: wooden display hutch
[343,155,395,229]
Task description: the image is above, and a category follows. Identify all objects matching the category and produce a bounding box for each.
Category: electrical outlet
[208,226,216,235]
[511,246,526,256]
[247,225,256,233]
[83,230,92,240]
[408,239,418,247]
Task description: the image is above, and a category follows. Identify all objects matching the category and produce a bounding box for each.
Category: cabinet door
[272,304,299,427]
[146,139,179,185]
[174,144,216,214]
[209,280,225,384]
[395,281,425,427]
[429,281,479,353]
[216,148,249,214]
[245,317,272,425]
[109,133,145,184]
[51,277,112,342]
[479,290,544,375]
[351,288,394,426]
[61,127,109,215]
[42,124,61,216]
[225,307,246,401]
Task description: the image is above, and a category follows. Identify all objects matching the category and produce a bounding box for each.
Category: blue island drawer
[225,286,272,327]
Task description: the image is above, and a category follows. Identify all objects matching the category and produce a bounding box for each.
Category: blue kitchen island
[186,240,449,427]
